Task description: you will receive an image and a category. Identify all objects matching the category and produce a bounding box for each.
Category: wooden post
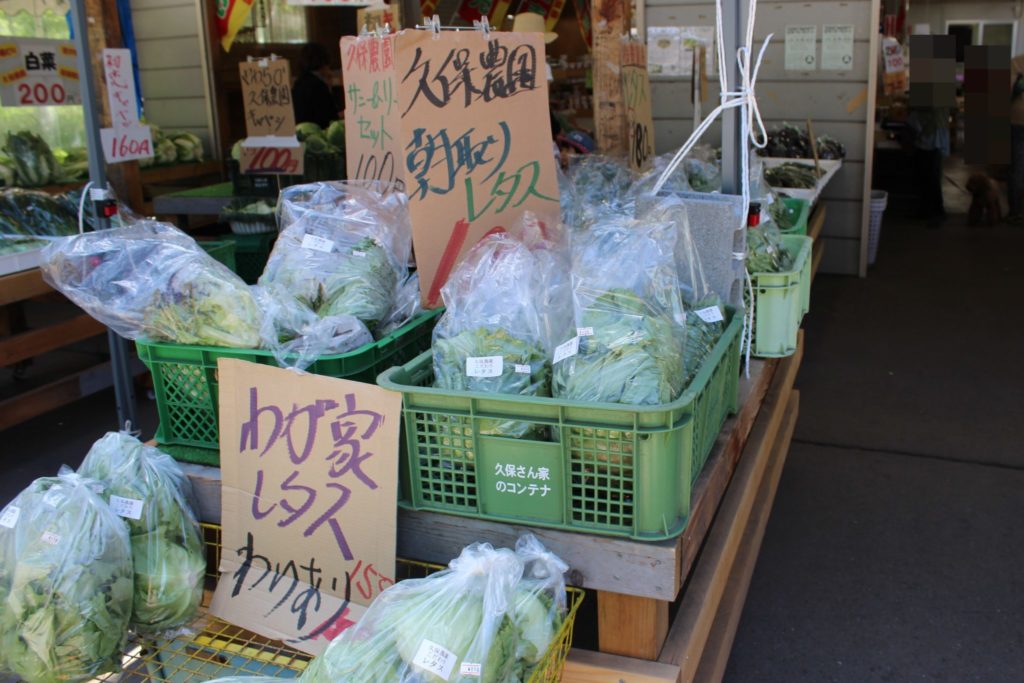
[84,0,144,213]
[598,592,670,660]
[591,0,629,155]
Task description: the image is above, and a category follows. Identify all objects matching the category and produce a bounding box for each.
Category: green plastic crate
[775,197,810,235]
[222,232,276,284]
[750,234,812,358]
[138,308,442,456]
[377,309,742,540]
[199,240,238,273]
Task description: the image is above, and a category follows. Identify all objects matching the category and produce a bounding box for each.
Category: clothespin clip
[473,16,492,39]
[359,22,372,37]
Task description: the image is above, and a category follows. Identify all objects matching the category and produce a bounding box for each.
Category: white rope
[650,0,772,376]
[77,181,93,234]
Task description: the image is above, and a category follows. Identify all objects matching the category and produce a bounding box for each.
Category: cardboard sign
[211,359,402,655]
[239,58,297,137]
[0,37,80,107]
[100,124,153,163]
[102,48,139,128]
[592,0,628,155]
[357,1,402,30]
[821,24,854,71]
[621,42,654,172]
[394,29,560,308]
[239,139,305,174]
[784,25,817,71]
[341,34,404,192]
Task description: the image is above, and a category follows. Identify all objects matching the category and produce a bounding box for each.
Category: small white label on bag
[301,234,334,253]
[352,250,367,258]
[695,306,725,323]
[576,326,594,337]
[553,336,580,364]
[109,495,144,520]
[42,489,64,507]
[460,662,482,677]
[514,364,531,374]
[466,356,503,378]
[0,506,19,529]
[412,639,457,680]
[41,531,60,546]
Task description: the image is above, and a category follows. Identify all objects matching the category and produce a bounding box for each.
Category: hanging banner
[621,41,654,172]
[0,37,80,107]
[211,359,402,655]
[217,0,257,52]
[394,29,560,308]
[821,24,854,71]
[340,34,403,191]
[784,24,817,70]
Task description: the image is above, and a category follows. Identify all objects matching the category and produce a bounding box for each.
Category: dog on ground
[965,173,1002,226]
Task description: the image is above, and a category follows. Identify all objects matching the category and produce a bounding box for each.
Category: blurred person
[1008,54,1024,222]
[292,42,338,129]
[906,105,950,227]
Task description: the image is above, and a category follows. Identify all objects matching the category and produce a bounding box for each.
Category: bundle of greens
[554,218,687,405]
[78,432,205,634]
[683,145,722,193]
[432,233,554,438]
[302,536,567,683]
[0,471,133,683]
[3,131,60,187]
[566,155,637,226]
[40,220,262,347]
[0,189,78,237]
[746,219,792,274]
[764,162,821,189]
[260,182,411,339]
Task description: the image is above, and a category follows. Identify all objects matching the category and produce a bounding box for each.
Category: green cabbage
[326,120,346,148]
[78,432,205,634]
[295,122,323,141]
[0,472,134,683]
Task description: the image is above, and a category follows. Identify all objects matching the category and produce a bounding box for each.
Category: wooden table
[180,339,802,683]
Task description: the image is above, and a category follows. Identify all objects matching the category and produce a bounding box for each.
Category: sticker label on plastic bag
[460,662,482,677]
[466,356,503,378]
[0,505,19,528]
[576,326,594,337]
[514,364,531,374]
[109,495,144,520]
[553,336,580,364]
[412,639,457,680]
[41,531,60,546]
[695,306,725,324]
[42,489,64,508]
[301,234,334,253]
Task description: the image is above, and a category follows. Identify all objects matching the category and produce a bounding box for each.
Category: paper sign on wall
[340,34,404,191]
[0,37,80,107]
[647,27,681,76]
[821,25,854,71]
[99,47,152,163]
[679,26,716,77]
[394,29,560,308]
[621,41,655,172]
[785,25,817,70]
[211,359,402,655]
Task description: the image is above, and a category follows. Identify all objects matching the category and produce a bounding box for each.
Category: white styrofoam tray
[761,157,842,204]
[0,245,44,277]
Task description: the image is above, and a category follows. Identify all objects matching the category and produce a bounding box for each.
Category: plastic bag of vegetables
[261,182,412,333]
[303,538,564,683]
[746,208,792,274]
[0,470,133,683]
[565,155,636,227]
[506,535,569,681]
[432,232,554,438]
[683,144,721,193]
[40,219,262,347]
[553,216,687,405]
[77,432,206,634]
[377,271,423,338]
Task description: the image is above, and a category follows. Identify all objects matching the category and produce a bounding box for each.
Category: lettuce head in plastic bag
[0,471,133,683]
[78,432,206,634]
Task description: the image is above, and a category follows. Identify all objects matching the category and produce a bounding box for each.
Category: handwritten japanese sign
[341,34,404,191]
[99,48,152,163]
[211,360,402,655]
[621,41,654,172]
[239,140,305,175]
[0,37,80,107]
[393,29,560,308]
[239,58,297,137]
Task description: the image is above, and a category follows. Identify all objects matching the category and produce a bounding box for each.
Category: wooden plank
[598,592,669,659]
[178,462,223,524]
[691,391,799,683]
[0,314,106,366]
[136,36,204,69]
[592,0,630,155]
[812,239,825,281]
[657,335,802,681]
[808,203,826,242]
[565,649,680,683]
[0,269,50,306]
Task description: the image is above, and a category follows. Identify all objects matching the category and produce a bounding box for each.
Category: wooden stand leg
[598,591,670,660]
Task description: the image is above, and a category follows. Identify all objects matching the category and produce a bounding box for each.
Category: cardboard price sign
[239,58,297,137]
[211,360,402,655]
[341,34,404,191]
[100,124,153,163]
[394,29,560,308]
[239,140,305,175]
[0,37,80,107]
[621,42,654,172]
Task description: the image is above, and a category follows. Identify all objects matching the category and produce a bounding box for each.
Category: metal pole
[69,0,138,430]
[720,0,745,194]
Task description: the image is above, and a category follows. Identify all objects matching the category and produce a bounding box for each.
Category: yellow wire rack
[89,523,582,682]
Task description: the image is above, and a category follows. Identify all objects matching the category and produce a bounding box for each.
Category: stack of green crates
[377,308,743,541]
[198,240,237,272]
[749,234,812,357]
[222,232,277,284]
[774,197,810,235]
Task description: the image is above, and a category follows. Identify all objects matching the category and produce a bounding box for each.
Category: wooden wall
[645,0,880,275]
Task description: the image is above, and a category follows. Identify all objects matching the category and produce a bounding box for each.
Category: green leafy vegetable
[78,432,205,634]
[0,472,133,683]
[3,131,59,187]
[326,120,346,148]
[746,222,792,274]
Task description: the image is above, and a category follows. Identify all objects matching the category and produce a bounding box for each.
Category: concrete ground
[725,203,1024,680]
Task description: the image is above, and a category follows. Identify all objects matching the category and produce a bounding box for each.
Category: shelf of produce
[178,340,802,681]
